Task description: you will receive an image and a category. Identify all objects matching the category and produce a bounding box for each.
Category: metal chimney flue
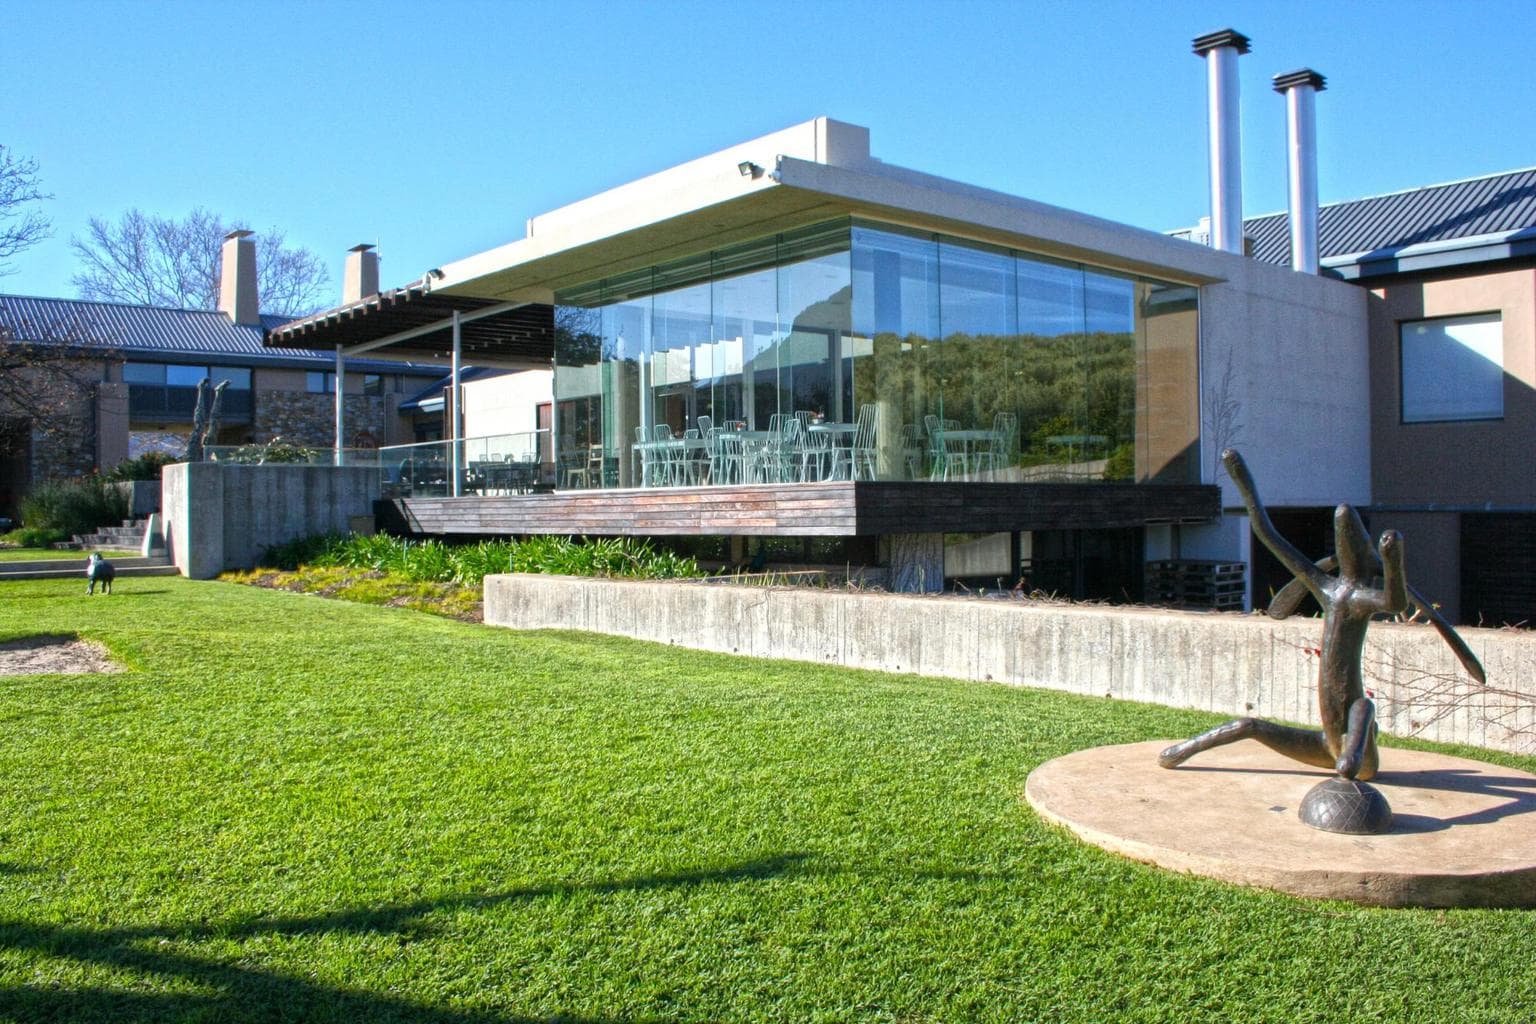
[1273,69,1326,273]
[1192,28,1251,254]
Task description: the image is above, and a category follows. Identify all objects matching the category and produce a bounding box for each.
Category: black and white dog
[86,552,116,595]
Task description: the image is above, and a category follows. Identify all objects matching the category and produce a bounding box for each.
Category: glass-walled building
[553,219,1199,489]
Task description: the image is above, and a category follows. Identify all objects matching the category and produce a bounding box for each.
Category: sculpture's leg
[1159,717,1335,771]
[1334,697,1379,781]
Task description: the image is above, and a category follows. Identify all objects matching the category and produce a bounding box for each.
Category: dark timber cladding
[378,482,1219,537]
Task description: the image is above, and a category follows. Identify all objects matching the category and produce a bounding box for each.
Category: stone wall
[484,573,1536,756]
[253,392,389,447]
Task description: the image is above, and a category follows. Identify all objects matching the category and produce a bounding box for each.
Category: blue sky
[5,0,1533,305]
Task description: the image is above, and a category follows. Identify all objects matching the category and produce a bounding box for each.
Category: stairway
[0,553,177,583]
[60,518,153,552]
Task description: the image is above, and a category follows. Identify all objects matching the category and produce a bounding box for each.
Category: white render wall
[462,369,551,439]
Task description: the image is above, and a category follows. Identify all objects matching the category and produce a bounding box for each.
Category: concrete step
[0,556,177,582]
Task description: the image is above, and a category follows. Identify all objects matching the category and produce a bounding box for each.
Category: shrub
[257,533,703,583]
[105,451,180,482]
[217,438,320,465]
[18,477,130,539]
[2,526,68,548]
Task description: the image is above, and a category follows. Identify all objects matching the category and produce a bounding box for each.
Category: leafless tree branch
[70,208,331,316]
[0,145,52,276]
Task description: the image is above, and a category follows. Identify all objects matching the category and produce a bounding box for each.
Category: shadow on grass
[0,854,812,1023]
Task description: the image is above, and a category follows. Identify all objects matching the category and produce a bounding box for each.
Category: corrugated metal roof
[1242,167,1536,266]
[0,294,433,372]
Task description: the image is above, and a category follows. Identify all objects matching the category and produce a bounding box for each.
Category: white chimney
[1192,28,1251,254]
[218,230,260,325]
[1273,69,1326,274]
[343,243,380,304]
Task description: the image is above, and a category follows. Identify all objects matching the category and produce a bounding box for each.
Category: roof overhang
[431,155,1238,305]
[265,288,555,370]
[1323,226,1536,280]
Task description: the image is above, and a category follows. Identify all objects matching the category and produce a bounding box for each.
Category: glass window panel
[211,366,251,390]
[713,265,776,429]
[650,280,711,435]
[852,226,939,478]
[1135,283,1200,484]
[123,362,165,384]
[1401,314,1503,422]
[166,364,208,387]
[777,251,850,421]
[1080,270,1137,477]
[939,241,1016,433]
[1014,258,1086,477]
[305,371,330,393]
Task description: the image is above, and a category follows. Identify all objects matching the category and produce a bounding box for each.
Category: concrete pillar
[95,380,130,471]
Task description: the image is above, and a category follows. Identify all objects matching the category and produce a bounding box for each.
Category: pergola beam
[336,300,532,358]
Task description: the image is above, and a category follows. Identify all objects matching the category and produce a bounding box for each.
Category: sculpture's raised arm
[1221,449,1329,600]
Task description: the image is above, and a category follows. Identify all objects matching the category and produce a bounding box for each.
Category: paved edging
[1025,740,1536,907]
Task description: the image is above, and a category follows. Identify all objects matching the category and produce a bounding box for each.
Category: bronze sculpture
[1158,449,1485,834]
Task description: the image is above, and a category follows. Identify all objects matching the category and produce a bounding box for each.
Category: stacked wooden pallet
[1144,559,1245,611]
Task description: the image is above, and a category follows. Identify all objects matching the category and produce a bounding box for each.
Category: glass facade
[553,220,1200,488]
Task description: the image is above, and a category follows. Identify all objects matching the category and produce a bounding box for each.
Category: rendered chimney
[218,230,260,325]
[1192,28,1251,254]
[1273,69,1327,274]
[343,243,380,304]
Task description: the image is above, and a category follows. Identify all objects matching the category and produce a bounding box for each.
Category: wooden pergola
[264,282,555,492]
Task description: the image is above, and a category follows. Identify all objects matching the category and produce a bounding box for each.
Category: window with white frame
[1400,313,1503,423]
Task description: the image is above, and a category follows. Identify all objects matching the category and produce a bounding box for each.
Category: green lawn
[1,577,1532,1023]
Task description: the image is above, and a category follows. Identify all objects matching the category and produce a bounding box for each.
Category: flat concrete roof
[269,116,1265,362]
[432,116,1239,305]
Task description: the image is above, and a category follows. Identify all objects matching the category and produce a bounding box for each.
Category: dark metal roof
[0,294,435,373]
[1242,167,1536,269]
[397,367,508,413]
[264,284,555,368]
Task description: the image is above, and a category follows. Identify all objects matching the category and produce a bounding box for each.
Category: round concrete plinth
[1025,741,1536,908]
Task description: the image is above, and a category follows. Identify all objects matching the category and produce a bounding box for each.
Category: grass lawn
[1,576,1532,1023]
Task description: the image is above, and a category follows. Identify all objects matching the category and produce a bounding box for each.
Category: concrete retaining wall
[113,480,161,518]
[161,462,380,579]
[484,573,1536,755]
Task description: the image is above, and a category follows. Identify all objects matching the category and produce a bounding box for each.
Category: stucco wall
[1367,266,1536,506]
[484,573,1535,755]
[161,461,379,579]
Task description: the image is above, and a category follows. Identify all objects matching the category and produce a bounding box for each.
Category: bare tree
[0,145,51,276]
[70,207,330,316]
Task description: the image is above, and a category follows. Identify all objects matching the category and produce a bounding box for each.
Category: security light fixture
[738,161,763,179]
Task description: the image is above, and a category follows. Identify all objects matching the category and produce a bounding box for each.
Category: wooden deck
[378,481,1219,537]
